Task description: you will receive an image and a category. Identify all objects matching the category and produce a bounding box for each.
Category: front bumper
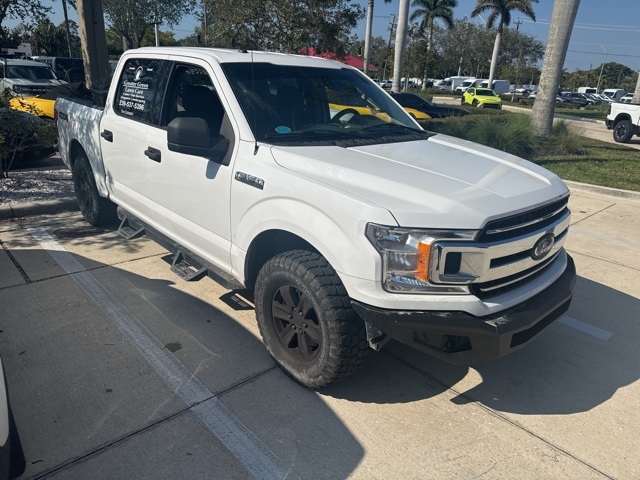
[352,255,576,364]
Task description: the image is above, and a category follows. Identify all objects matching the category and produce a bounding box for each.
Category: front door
[144,59,237,271]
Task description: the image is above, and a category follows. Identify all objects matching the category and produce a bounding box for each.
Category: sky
[7,0,640,72]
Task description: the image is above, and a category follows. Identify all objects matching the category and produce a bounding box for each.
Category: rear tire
[72,151,117,226]
[613,119,633,143]
[255,251,369,388]
[472,99,478,107]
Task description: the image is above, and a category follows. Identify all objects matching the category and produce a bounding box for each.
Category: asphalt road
[1,182,639,479]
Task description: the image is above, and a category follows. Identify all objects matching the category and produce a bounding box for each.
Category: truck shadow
[0,247,363,480]
[325,275,639,417]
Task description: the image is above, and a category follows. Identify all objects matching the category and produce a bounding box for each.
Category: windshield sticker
[275,126,292,134]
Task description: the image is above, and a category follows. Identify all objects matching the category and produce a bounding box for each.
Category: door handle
[144,147,161,163]
[101,130,113,142]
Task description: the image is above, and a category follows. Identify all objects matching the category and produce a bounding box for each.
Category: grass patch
[425,113,640,192]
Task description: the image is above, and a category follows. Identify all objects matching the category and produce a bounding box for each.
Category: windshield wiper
[361,123,430,135]
[265,125,362,140]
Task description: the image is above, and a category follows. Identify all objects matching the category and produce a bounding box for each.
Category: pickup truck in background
[55,47,576,388]
[606,101,640,143]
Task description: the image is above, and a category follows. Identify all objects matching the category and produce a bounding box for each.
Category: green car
[462,87,502,109]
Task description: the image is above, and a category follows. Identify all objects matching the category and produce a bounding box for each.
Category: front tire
[613,119,633,143]
[72,151,117,226]
[255,251,369,388]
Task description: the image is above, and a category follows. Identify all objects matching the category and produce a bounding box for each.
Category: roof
[131,47,345,69]
[0,58,53,66]
[299,48,379,72]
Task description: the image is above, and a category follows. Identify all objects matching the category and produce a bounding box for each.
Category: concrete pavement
[1,182,639,479]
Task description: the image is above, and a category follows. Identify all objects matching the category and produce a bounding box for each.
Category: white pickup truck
[55,47,576,388]
[606,101,640,143]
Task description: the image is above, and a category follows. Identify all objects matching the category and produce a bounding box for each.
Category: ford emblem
[531,233,555,260]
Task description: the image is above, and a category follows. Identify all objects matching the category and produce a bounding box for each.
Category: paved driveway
[0,182,639,479]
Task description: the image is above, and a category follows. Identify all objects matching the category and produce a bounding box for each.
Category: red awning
[300,48,379,72]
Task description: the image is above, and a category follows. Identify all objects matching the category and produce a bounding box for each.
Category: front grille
[431,196,571,300]
[478,196,569,242]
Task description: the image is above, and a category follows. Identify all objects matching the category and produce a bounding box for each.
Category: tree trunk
[487,22,502,87]
[421,19,434,91]
[632,71,640,104]
[392,0,410,93]
[531,0,581,137]
[363,0,374,75]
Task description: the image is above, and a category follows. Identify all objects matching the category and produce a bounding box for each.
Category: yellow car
[329,102,393,123]
[401,106,431,122]
[10,95,55,119]
[462,87,502,109]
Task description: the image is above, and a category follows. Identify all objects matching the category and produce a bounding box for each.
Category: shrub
[0,89,57,178]
[551,120,586,156]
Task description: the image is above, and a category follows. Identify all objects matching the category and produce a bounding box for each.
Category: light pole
[596,44,607,93]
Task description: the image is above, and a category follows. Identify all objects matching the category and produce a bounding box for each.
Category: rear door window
[113,58,171,125]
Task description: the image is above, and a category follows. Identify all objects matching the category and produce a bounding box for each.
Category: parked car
[31,56,84,83]
[9,82,91,119]
[620,93,635,104]
[0,58,63,96]
[606,101,640,142]
[390,92,469,119]
[560,92,589,107]
[462,87,502,109]
[55,47,576,389]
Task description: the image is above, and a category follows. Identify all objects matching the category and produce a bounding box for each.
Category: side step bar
[170,250,207,282]
[115,207,243,290]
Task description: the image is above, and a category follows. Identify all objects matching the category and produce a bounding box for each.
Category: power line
[567,49,640,59]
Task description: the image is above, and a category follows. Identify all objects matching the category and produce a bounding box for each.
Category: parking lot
[1,182,639,479]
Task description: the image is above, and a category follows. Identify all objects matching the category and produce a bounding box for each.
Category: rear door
[100,56,172,220]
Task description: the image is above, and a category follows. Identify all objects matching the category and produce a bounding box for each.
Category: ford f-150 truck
[606,100,640,143]
[55,47,576,388]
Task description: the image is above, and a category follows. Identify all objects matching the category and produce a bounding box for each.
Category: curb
[0,197,78,220]
[564,180,640,201]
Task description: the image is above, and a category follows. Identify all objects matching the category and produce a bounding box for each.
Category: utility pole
[382,14,396,81]
[61,0,73,57]
[77,0,110,89]
[514,17,522,32]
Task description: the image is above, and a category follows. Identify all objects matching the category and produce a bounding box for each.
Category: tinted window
[476,89,495,96]
[221,63,423,146]
[114,58,171,125]
[6,65,56,80]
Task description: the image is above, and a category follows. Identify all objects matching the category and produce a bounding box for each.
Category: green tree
[0,0,51,46]
[410,0,457,90]
[103,0,194,50]
[141,29,180,47]
[471,0,538,86]
[200,0,363,54]
[29,19,81,57]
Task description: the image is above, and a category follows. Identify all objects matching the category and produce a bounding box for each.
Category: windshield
[221,62,426,146]
[476,89,496,96]
[7,65,57,80]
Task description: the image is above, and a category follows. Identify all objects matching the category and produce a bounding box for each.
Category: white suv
[0,59,63,96]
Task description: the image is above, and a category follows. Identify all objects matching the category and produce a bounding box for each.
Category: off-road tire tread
[72,152,117,227]
[255,250,369,388]
[613,119,633,143]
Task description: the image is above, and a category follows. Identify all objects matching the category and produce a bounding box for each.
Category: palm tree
[471,0,538,87]
[531,0,580,137]
[410,0,457,90]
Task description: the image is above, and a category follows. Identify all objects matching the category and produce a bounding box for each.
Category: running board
[170,250,207,282]
[117,215,145,240]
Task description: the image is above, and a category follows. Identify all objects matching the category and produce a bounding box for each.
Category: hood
[270,134,568,229]
[8,78,65,94]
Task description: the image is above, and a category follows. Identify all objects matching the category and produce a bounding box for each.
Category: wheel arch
[244,229,318,291]
[68,139,110,197]
[614,113,632,125]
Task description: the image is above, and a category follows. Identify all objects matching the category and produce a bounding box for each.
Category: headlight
[366,223,476,294]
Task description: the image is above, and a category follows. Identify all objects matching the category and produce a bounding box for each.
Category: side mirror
[167,117,230,165]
